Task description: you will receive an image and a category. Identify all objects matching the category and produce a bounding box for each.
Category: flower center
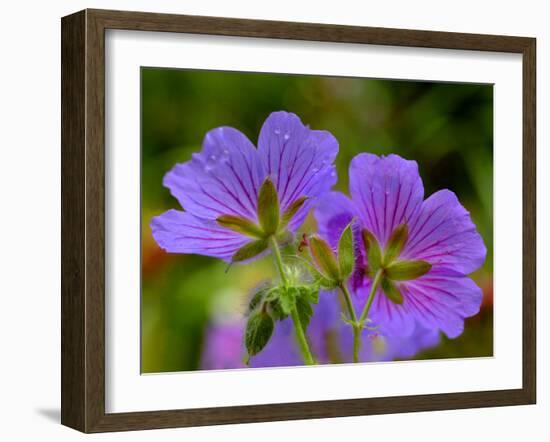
[362,224,431,305]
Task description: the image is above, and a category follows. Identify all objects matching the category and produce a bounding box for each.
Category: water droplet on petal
[223,149,229,155]
[274,128,281,135]
[283,133,290,140]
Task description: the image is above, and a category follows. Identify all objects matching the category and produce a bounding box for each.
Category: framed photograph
[61,9,536,433]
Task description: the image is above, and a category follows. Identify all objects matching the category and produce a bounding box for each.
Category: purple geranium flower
[315,153,486,339]
[201,292,439,369]
[151,111,338,262]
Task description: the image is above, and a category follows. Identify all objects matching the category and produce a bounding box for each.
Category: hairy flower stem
[359,269,384,325]
[269,236,288,286]
[269,236,315,365]
[339,283,361,363]
[290,306,315,365]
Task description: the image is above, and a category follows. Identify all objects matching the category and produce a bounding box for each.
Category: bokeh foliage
[141,68,493,373]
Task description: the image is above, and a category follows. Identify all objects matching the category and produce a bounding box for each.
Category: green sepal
[381,277,404,305]
[264,284,319,321]
[361,229,382,276]
[337,222,355,279]
[300,285,319,304]
[244,311,274,359]
[268,298,288,321]
[308,235,341,282]
[280,196,308,230]
[231,238,269,262]
[261,287,288,321]
[383,223,409,265]
[257,177,280,235]
[247,285,278,316]
[386,260,432,281]
[217,215,264,238]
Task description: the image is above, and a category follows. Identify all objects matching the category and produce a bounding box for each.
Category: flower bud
[308,235,340,282]
[337,222,355,278]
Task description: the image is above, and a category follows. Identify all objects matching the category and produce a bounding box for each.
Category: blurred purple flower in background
[201,292,440,369]
[151,111,338,262]
[315,153,486,339]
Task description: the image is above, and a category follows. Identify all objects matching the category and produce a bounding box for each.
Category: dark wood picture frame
[61,8,536,433]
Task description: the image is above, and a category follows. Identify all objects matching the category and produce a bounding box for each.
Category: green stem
[269,236,288,286]
[269,236,315,365]
[339,283,361,363]
[290,306,315,365]
[359,269,384,325]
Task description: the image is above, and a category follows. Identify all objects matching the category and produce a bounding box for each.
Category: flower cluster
[151,111,487,367]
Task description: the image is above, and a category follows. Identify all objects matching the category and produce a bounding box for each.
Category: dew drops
[274,128,281,135]
[283,133,290,140]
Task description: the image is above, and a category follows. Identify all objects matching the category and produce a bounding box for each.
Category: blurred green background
[141,68,493,373]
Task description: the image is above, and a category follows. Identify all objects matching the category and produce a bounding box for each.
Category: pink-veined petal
[314,191,356,247]
[349,154,424,245]
[358,281,416,338]
[402,189,486,275]
[258,111,338,230]
[164,127,266,220]
[402,269,483,338]
[151,209,250,261]
[366,268,482,339]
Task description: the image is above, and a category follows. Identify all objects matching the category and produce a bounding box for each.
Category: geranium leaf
[245,311,274,358]
[248,290,265,314]
[279,287,296,315]
[247,285,271,314]
[299,285,319,304]
[268,299,288,321]
[295,295,314,331]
